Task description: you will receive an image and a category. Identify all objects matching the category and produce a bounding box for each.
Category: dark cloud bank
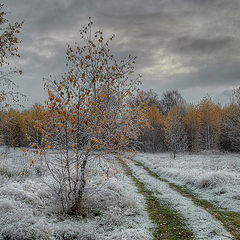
[3,0,240,107]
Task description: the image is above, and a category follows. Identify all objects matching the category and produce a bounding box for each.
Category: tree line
[1,2,239,159]
[1,88,240,157]
[138,89,240,157]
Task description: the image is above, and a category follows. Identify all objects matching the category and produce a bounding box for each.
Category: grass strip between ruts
[121,160,195,240]
[134,160,240,240]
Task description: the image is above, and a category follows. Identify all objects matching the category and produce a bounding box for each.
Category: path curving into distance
[128,160,233,240]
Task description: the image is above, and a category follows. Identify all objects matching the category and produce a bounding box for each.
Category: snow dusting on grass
[0,148,153,240]
[128,160,233,240]
[134,152,240,213]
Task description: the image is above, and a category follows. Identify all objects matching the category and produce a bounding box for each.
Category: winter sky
[4,0,240,107]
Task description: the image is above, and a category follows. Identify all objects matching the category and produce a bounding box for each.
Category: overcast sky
[3,0,240,107]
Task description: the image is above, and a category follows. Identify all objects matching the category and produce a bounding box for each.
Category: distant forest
[1,2,240,158]
[1,88,240,156]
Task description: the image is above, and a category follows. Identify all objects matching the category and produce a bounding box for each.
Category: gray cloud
[2,0,240,107]
[169,36,236,55]
[166,62,240,89]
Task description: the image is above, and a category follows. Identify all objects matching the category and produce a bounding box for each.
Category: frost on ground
[128,160,233,240]
[134,152,240,213]
[0,148,153,240]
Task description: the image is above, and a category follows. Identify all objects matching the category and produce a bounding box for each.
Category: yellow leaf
[92,138,99,143]
[21,148,27,153]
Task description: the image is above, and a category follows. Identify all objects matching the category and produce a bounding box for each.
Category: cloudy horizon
[3,0,240,108]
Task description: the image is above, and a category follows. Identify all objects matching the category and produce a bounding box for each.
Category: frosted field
[1,148,239,240]
[134,152,240,213]
[128,160,233,240]
[0,148,153,240]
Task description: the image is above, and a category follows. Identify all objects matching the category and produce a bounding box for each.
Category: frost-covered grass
[123,161,194,240]
[128,160,233,240]
[134,152,240,213]
[0,147,153,240]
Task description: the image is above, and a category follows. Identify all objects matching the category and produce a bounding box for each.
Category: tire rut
[128,160,233,240]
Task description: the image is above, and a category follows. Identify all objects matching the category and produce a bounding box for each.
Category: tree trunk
[75,157,88,214]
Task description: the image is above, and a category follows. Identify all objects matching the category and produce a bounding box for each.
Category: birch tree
[30,20,148,215]
[196,97,222,151]
[222,88,240,151]
[164,105,187,159]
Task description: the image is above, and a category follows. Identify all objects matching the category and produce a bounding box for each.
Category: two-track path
[127,159,234,240]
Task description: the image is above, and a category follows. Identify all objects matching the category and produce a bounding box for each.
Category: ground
[0,148,240,239]
[0,148,153,240]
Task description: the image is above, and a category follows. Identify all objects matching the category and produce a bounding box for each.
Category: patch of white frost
[134,153,240,213]
[128,160,233,240]
[0,148,153,240]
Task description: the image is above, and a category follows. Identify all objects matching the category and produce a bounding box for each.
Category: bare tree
[222,107,240,151]
[222,88,240,151]
[0,4,24,106]
[164,105,188,159]
[0,4,25,146]
[159,90,185,115]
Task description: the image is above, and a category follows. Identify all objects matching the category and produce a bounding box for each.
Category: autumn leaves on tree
[0,7,148,215]
[27,20,148,215]
[0,4,24,109]
[138,88,240,158]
